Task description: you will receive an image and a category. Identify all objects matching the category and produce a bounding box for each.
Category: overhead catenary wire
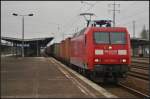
[117,12,149,26]
[117,1,140,14]
[61,2,86,39]
[116,8,148,24]
[61,1,98,38]
[84,1,98,12]
[108,1,120,27]
[60,1,148,40]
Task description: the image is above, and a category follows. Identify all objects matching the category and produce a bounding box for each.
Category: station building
[130,38,149,57]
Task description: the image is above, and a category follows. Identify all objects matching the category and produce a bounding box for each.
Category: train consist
[44,20,131,82]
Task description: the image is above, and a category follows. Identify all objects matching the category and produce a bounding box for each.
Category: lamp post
[12,13,34,57]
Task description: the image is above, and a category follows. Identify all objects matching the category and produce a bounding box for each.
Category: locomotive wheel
[112,73,118,84]
[81,68,84,74]
[78,67,82,74]
[82,68,86,76]
[90,71,107,83]
[90,71,98,82]
[85,70,91,78]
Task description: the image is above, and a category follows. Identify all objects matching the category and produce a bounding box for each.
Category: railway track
[87,66,149,98]
[55,58,149,98]
[129,59,149,79]
[118,81,149,99]
[53,58,141,98]
[73,67,149,98]
[132,57,149,64]
[97,83,140,98]
[96,74,149,98]
[68,66,143,98]
[128,67,149,79]
[120,59,150,98]
[131,60,149,65]
[130,62,149,69]
[119,75,149,98]
[128,72,148,80]
[93,60,149,98]
[132,57,149,60]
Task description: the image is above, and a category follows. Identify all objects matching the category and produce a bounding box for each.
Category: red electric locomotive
[70,20,131,82]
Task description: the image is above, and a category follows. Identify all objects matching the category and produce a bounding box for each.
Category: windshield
[94,32,126,44]
[110,32,126,44]
[94,32,109,44]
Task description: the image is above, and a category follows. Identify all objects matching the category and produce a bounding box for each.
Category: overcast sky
[1,1,149,43]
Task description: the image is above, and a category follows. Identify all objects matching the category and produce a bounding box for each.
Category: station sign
[17,44,29,47]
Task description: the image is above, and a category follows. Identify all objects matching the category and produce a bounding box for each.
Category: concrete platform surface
[1,57,114,98]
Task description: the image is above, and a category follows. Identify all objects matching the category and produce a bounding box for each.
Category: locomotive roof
[88,19,112,27]
[91,20,112,23]
[88,27,127,30]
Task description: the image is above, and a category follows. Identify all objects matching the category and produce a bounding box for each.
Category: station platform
[1,56,117,98]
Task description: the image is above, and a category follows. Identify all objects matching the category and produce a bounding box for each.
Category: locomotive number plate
[104,59,117,62]
[104,50,117,55]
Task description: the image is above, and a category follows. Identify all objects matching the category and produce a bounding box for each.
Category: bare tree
[140,25,149,40]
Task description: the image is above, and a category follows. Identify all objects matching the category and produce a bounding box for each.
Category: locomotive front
[86,20,131,81]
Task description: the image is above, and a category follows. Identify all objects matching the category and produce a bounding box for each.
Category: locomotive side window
[110,32,126,44]
[84,35,86,45]
[94,32,109,44]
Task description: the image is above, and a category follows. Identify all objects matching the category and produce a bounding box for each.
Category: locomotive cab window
[110,32,126,44]
[94,32,126,44]
[94,32,109,44]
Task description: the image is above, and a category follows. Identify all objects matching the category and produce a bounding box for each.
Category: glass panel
[110,32,126,44]
[94,32,109,44]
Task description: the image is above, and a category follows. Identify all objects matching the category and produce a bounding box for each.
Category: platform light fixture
[12,13,34,57]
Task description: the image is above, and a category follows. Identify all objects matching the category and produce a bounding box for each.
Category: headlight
[94,58,101,62]
[95,49,104,55]
[94,59,99,62]
[118,50,127,55]
[122,59,127,62]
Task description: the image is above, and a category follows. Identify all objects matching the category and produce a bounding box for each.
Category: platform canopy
[1,36,54,47]
[1,36,54,56]
[131,38,149,45]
